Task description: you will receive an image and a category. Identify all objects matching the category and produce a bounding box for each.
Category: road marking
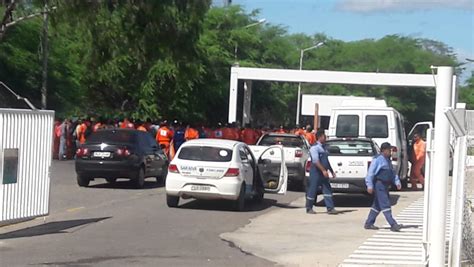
[67,207,85,213]
[341,197,434,266]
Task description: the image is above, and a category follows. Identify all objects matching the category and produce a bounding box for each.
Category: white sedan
[165,139,288,211]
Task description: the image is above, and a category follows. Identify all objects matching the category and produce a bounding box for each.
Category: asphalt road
[0,160,304,267]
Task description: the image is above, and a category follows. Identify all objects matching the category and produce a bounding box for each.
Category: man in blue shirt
[306,129,338,214]
[364,142,403,232]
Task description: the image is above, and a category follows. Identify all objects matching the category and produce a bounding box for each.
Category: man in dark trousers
[364,142,403,232]
[306,129,338,214]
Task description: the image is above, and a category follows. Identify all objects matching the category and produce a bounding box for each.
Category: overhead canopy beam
[228,66,437,124]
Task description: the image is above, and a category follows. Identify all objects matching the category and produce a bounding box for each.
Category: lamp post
[295,42,324,126]
[234,19,266,62]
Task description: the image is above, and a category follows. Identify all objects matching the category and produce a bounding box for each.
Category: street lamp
[295,42,324,126]
[234,19,266,62]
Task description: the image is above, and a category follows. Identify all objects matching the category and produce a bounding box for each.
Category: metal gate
[0,108,54,223]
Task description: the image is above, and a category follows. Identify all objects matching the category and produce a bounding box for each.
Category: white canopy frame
[228,66,456,266]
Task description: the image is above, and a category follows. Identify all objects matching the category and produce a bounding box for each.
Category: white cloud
[336,0,474,13]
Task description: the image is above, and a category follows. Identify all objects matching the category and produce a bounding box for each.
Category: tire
[106,178,116,184]
[134,168,145,189]
[166,195,179,208]
[77,175,90,187]
[233,184,246,211]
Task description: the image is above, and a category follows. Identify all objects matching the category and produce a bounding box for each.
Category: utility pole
[41,0,48,109]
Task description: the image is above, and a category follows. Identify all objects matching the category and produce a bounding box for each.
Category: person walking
[306,129,338,214]
[410,133,426,189]
[156,121,174,157]
[58,119,69,160]
[364,142,403,232]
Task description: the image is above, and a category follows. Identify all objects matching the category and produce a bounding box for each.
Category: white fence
[0,108,54,223]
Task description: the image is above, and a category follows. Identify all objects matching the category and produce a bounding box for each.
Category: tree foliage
[0,3,470,129]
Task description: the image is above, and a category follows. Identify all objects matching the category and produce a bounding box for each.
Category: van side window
[336,115,359,138]
[366,115,388,138]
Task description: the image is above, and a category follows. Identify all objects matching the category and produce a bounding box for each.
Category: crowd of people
[53,117,318,160]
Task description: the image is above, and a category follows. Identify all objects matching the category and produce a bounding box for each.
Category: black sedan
[75,129,168,188]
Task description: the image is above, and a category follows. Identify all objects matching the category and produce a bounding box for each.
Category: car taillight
[168,164,179,173]
[391,147,398,161]
[76,148,89,157]
[224,168,240,177]
[116,148,131,157]
[305,161,311,172]
[295,150,303,158]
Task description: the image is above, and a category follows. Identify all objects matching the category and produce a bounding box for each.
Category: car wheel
[166,195,179,208]
[106,178,116,184]
[77,175,90,187]
[233,184,246,211]
[134,168,145,189]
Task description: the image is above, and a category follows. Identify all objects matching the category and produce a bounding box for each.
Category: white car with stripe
[165,139,288,211]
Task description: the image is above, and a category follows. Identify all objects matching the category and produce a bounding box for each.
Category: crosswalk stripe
[341,197,437,266]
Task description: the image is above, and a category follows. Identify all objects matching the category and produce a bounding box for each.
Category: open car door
[256,145,288,194]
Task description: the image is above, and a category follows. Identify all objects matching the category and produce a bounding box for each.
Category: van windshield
[336,115,359,138]
[366,115,388,138]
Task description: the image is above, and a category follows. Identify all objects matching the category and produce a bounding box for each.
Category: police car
[305,138,380,193]
[165,139,288,211]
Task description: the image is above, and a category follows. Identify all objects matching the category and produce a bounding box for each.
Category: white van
[328,101,430,186]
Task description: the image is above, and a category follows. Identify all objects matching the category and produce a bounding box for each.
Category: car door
[238,147,254,185]
[146,134,166,177]
[138,132,159,177]
[255,145,288,194]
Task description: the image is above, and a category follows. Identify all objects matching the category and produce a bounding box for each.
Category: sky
[219,0,474,83]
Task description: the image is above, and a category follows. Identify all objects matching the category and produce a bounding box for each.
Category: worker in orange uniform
[121,118,134,129]
[241,124,259,145]
[275,125,286,134]
[184,124,199,141]
[136,120,147,132]
[156,121,174,157]
[230,123,241,141]
[294,125,305,136]
[304,125,316,145]
[77,120,89,145]
[410,132,426,189]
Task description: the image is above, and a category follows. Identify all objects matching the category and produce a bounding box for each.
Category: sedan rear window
[259,136,305,148]
[326,140,377,156]
[87,130,136,144]
[178,146,233,162]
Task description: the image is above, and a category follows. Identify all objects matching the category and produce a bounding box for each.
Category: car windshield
[178,146,233,162]
[326,140,376,156]
[86,130,136,144]
[259,136,305,148]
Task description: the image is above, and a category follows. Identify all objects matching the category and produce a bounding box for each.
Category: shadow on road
[88,180,163,190]
[315,194,401,208]
[179,198,278,212]
[0,217,111,240]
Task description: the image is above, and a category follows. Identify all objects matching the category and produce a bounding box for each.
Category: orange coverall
[410,139,426,186]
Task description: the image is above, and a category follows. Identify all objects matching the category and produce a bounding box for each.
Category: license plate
[93,152,111,158]
[330,183,349,189]
[191,185,211,191]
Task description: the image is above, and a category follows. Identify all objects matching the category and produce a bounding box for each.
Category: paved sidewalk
[221,191,423,267]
